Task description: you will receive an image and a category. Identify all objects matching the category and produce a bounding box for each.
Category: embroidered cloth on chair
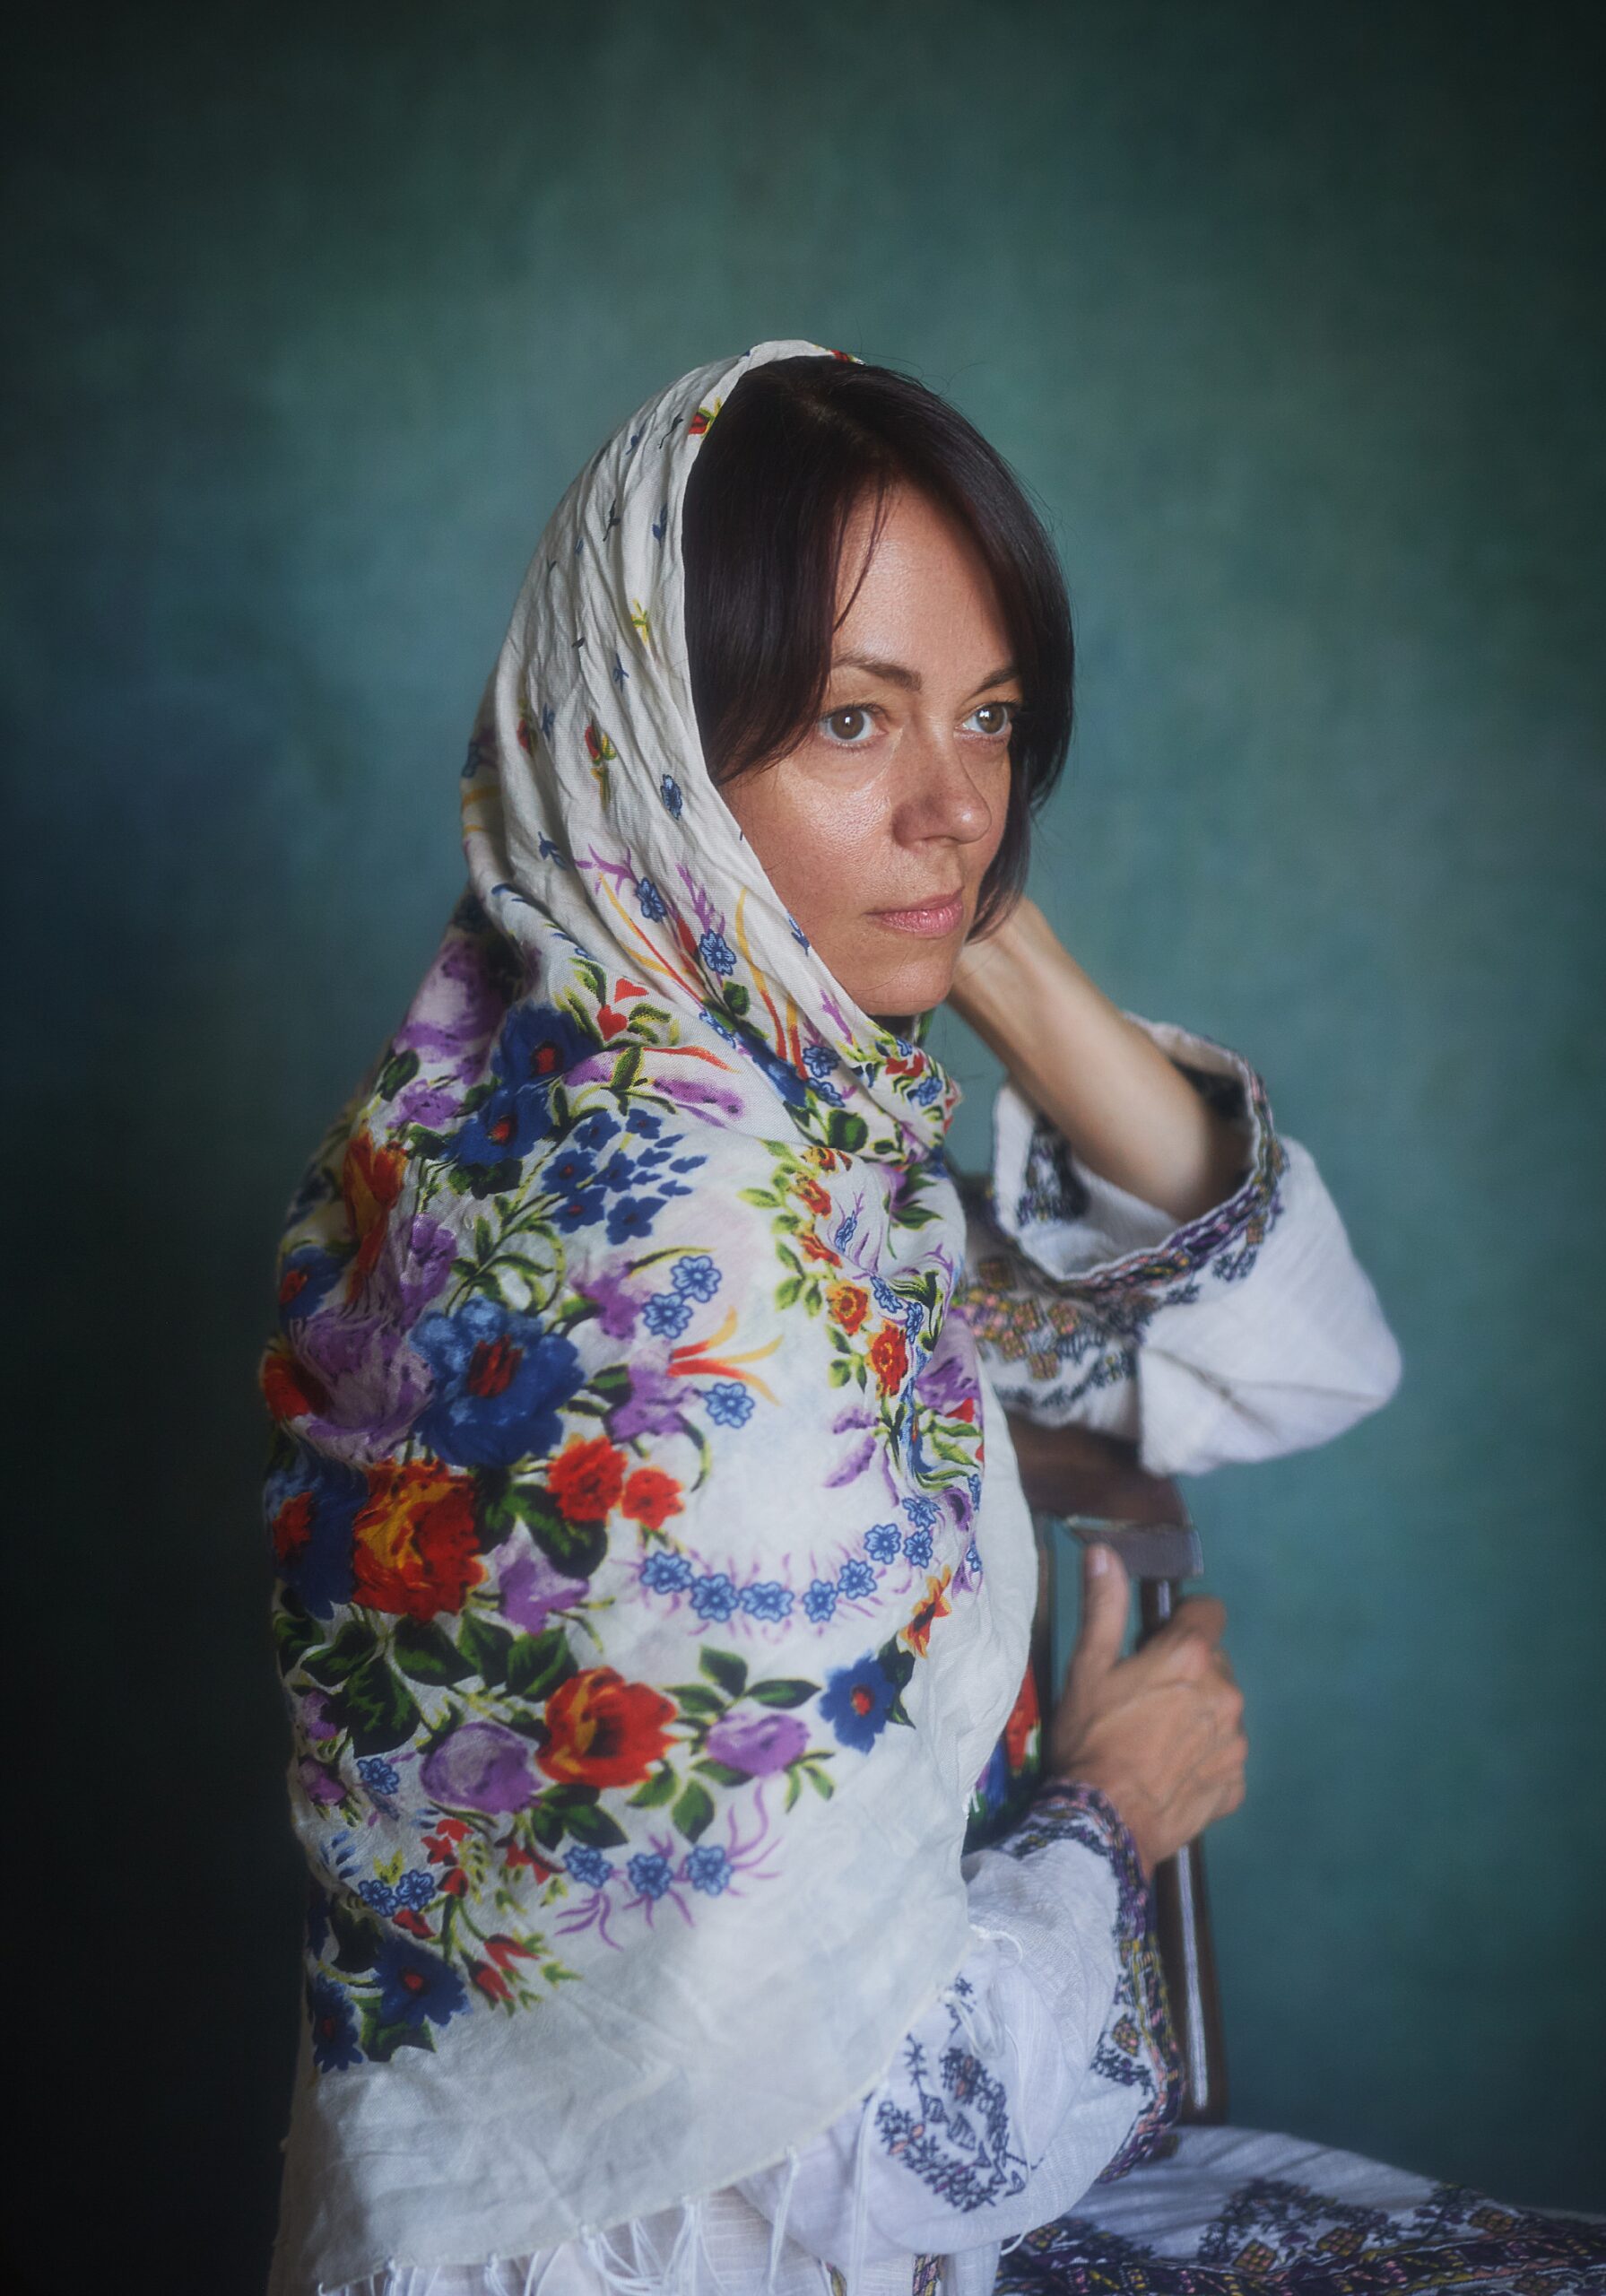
[260,339,1038,2292]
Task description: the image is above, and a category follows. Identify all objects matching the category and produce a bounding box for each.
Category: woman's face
[718,483,1019,1022]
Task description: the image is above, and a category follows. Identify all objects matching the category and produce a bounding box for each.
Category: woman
[260,341,1599,2296]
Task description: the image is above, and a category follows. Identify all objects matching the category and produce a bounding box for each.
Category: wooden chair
[1007,1412,1228,2125]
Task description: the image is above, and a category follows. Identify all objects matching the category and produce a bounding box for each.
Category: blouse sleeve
[732,1783,1176,2283]
[954,1014,1402,1478]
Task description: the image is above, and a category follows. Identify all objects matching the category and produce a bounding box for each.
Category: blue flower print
[699,929,736,976]
[307,1975,363,2073]
[642,1292,694,1341]
[683,1844,734,1896]
[641,1552,695,1595]
[412,1296,586,1468]
[838,1558,877,1602]
[373,1937,468,2031]
[566,1847,615,1890]
[691,1573,741,1622]
[820,1655,898,1752]
[265,1450,363,1618]
[735,1031,810,1109]
[741,1580,794,1622]
[638,876,667,921]
[357,1757,401,1798]
[447,1003,591,1167]
[803,1578,838,1624]
[672,1254,721,1302]
[276,1243,344,1326]
[553,1183,608,1233]
[627,1110,664,1139]
[832,1212,859,1251]
[546,1147,599,1194]
[966,1542,983,1576]
[659,775,683,818]
[802,1044,838,1081]
[864,1523,902,1564]
[571,1109,621,1153]
[598,1152,639,1190]
[628,1852,674,1901]
[912,1074,944,1106]
[393,1870,437,1911]
[903,1530,933,1568]
[360,1878,399,1915]
[706,1383,754,1429]
[606,1196,664,1246]
[968,1474,983,1509]
[903,1496,941,1532]
[872,1278,925,1334]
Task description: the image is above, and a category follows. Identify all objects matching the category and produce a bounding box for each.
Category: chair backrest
[1005,1411,1228,2125]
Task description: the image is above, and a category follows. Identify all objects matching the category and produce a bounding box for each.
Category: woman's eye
[821,706,877,746]
[965,700,1018,738]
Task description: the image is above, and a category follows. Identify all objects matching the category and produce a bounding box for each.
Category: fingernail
[1088,1544,1108,1577]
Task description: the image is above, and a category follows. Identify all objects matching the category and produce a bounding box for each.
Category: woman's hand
[1046,1543,1247,1878]
[948,896,1247,1223]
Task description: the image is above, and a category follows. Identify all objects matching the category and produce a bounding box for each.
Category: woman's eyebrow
[829,653,1020,696]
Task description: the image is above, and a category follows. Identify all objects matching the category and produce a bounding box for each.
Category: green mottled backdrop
[6,4,1602,2286]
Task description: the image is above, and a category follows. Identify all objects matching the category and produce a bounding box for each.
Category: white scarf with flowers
[262,339,1037,2291]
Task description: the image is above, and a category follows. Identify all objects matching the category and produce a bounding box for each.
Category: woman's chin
[838,948,960,1028]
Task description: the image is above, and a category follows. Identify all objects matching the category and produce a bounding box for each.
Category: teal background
[6,4,1602,2287]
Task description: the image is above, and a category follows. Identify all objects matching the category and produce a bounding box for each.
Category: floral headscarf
[262,338,1037,2288]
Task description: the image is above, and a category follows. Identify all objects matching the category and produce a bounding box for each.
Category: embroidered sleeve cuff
[998,1780,1151,1945]
[989,1014,1284,1285]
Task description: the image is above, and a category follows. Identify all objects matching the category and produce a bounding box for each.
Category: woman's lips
[870,892,965,937]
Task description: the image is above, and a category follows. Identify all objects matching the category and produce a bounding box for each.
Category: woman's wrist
[949,901,1247,1225]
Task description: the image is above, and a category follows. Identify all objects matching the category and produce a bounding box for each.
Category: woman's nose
[893,729,1000,848]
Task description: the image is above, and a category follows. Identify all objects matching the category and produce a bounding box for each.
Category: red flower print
[799,1231,841,1268]
[260,1344,329,1424]
[272,1491,315,1566]
[794,1176,831,1216]
[868,1320,910,1396]
[1002,1665,1041,1774]
[341,1128,406,1282]
[438,1866,468,1898]
[393,1907,434,1939]
[352,1460,482,1621]
[500,1841,557,1882]
[484,1934,535,1969]
[621,1467,683,1532]
[470,1959,512,2004]
[548,1438,627,1525]
[537,1667,677,1789]
[903,1570,953,1659]
[827,1283,869,1335]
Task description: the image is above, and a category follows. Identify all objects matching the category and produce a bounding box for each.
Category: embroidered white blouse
[281,1017,1400,2296]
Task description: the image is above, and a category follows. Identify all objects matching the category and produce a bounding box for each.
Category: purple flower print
[397,1215,456,1317]
[913,1315,981,1420]
[575,1266,645,1338]
[420,1720,540,1815]
[608,1357,685,1441]
[298,1756,347,1806]
[299,1689,339,1743]
[655,1075,745,1119]
[494,1536,586,1634]
[395,1078,473,1129]
[394,932,505,1066]
[297,1307,431,1461]
[704,1712,809,1777]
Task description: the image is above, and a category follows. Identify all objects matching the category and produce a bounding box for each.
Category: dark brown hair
[681,355,1074,935]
